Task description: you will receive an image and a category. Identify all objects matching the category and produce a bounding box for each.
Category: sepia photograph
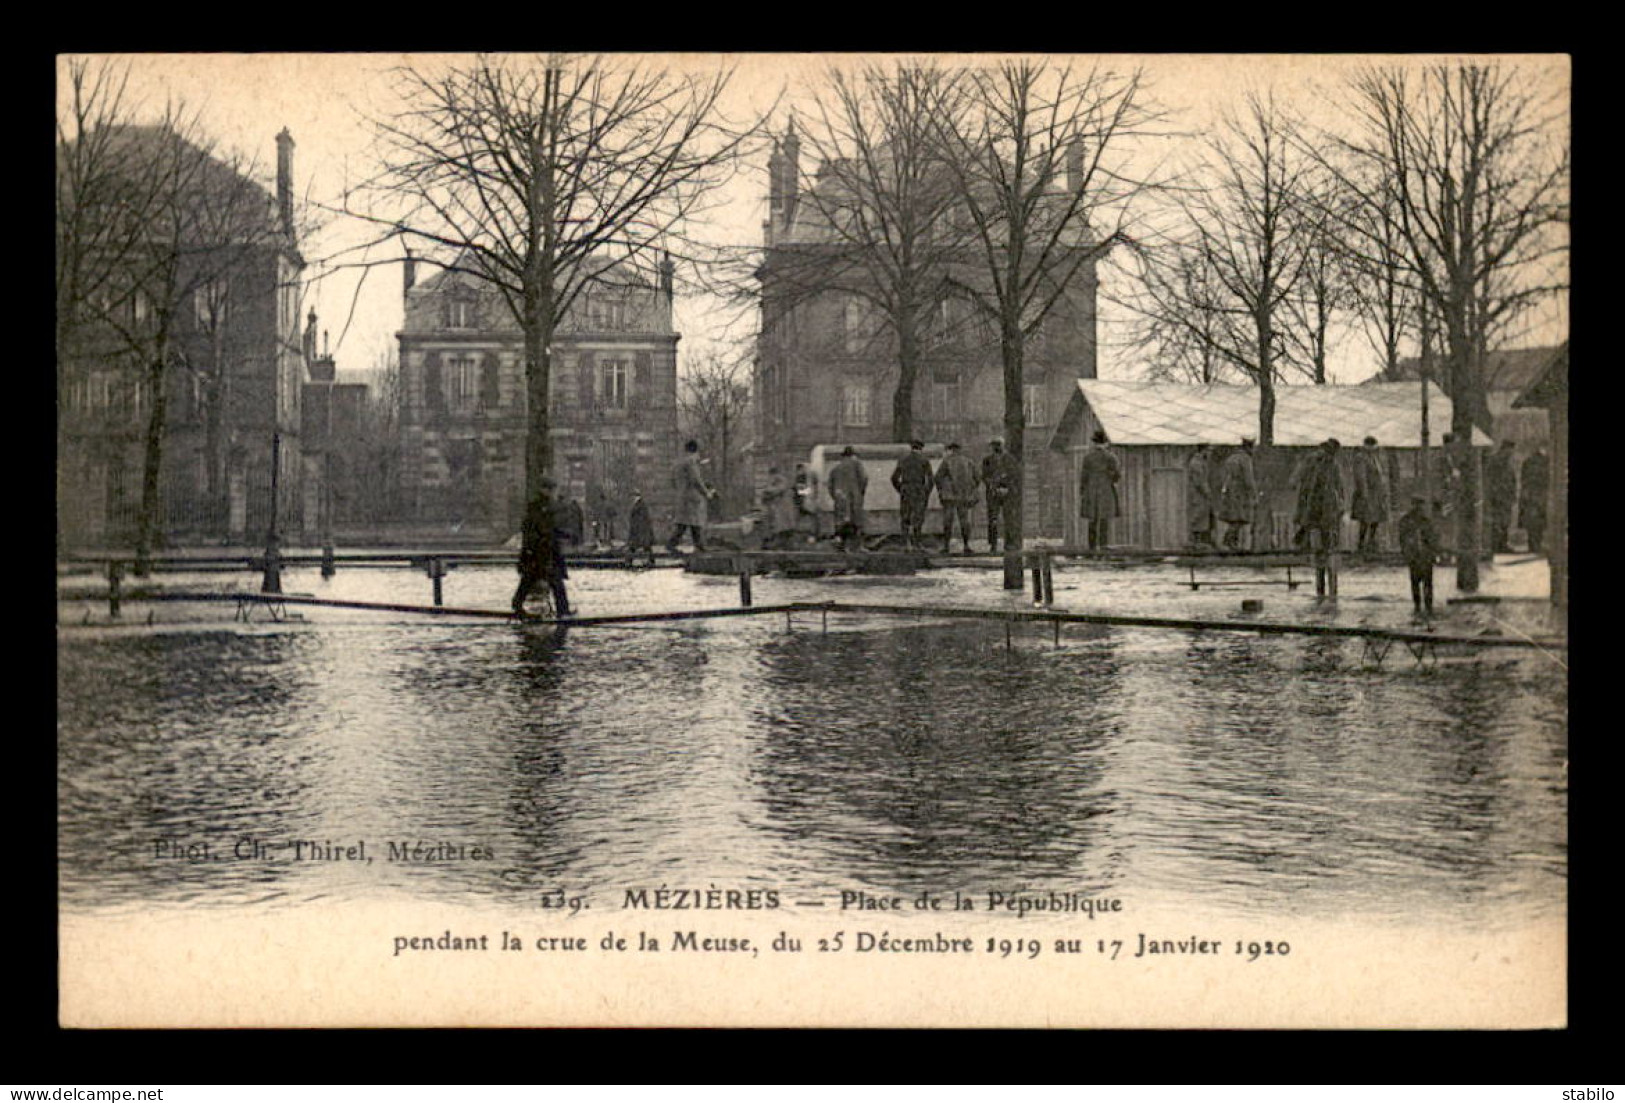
[55,51,1569,1029]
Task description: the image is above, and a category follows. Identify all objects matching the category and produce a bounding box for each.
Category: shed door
[1148,467,1183,550]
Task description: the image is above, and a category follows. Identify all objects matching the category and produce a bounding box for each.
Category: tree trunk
[1001,316,1025,590]
[892,313,919,442]
[134,341,169,576]
[1447,323,1481,592]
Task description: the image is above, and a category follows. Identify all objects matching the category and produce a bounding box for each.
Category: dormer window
[587,296,627,331]
[444,297,473,329]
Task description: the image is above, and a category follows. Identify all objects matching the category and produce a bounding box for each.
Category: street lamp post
[321,374,336,578]
[262,431,282,593]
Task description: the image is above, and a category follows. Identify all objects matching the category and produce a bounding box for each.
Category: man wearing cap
[982,438,1019,554]
[1397,492,1440,615]
[1350,436,1391,554]
[1295,438,1346,597]
[1218,438,1260,550]
[934,443,979,555]
[890,440,934,551]
[666,439,715,554]
[1485,439,1519,554]
[512,478,572,617]
[828,445,869,552]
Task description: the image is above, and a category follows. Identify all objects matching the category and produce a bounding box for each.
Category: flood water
[57,561,1567,929]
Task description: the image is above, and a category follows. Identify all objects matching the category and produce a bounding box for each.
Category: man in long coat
[1217,438,1260,550]
[828,445,869,552]
[512,478,572,617]
[666,439,715,554]
[759,465,796,545]
[626,490,655,566]
[1349,436,1391,554]
[889,441,935,550]
[1520,448,1550,553]
[1187,444,1216,547]
[935,442,979,555]
[1077,429,1120,550]
[1295,438,1346,596]
[1485,440,1519,553]
[981,439,1020,554]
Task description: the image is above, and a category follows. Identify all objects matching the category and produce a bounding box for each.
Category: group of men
[835,439,1024,554]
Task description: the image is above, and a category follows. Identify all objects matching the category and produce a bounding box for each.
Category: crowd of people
[511,431,1553,618]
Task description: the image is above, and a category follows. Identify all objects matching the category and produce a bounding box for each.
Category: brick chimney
[403,245,416,294]
[781,120,801,228]
[275,128,295,239]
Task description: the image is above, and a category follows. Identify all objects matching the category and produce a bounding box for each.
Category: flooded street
[57,560,1567,930]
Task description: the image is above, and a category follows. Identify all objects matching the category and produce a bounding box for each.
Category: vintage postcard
[56,51,1568,1028]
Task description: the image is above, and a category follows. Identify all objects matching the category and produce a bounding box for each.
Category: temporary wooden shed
[1049,380,1492,551]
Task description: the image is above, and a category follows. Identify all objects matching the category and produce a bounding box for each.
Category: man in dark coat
[1520,448,1550,553]
[889,440,934,550]
[981,439,1019,554]
[1350,436,1390,553]
[935,442,980,555]
[1397,493,1440,616]
[1187,444,1216,547]
[1485,440,1519,554]
[1077,429,1120,551]
[626,490,655,567]
[1295,438,1346,597]
[828,445,869,553]
[1217,438,1260,550]
[512,479,572,617]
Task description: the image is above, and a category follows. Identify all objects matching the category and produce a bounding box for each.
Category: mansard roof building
[396,255,682,539]
[753,127,1100,539]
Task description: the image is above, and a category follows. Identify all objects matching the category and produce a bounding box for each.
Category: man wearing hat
[828,445,869,552]
[890,440,935,551]
[934,442,980,555]
[1078,429,1120,551]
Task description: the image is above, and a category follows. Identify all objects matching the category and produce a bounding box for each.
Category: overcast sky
[61,52,1570,386]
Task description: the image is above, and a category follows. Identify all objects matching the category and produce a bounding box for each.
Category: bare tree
[1282,166,1356,385]
[933,59,1162,587]
[1133,93,1314,443]
[1325,61,1569,590]
[761,63,968,441]
[677,352,753,517]
[58,62,290,570]
[353,54,761,572]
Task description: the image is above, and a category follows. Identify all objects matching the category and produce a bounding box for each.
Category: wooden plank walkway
[103,591,1567,652]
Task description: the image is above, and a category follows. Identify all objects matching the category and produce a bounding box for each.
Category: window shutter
[578,351,596,411]
[424,352,444,412]
[633,351,652,408]
[481,354,501,409]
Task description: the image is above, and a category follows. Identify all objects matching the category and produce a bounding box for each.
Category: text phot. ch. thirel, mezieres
[152,837,496,863]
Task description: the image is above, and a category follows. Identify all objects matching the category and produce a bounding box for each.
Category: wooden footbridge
[71,588,1566,670]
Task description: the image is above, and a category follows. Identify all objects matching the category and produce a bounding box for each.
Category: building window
[1024,383,1047,427]
[598,358,631,409]
[193,280,227,332]
[842,380,871,427]
[587,297,628,331]
[843,296,881,356]
[446,355,479,410]
[929,375,961,422]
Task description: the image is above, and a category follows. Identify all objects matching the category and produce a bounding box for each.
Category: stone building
[752,128,1099,539]
[397,256,682,540]
[58,127,309,548]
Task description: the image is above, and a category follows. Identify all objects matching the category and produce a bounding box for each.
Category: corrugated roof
[1060,380,1492,448]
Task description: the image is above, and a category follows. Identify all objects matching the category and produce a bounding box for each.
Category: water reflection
[58,606,1566,928]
